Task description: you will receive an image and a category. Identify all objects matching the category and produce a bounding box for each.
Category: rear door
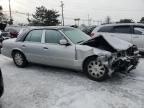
[108,25,132,43]
[21,29,45,63]
[132,25,144,51]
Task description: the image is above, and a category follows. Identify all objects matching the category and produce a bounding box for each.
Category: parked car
[0,31,10,52]
[0,69,4,97]
[0,31,2,49]
[91,23,144,53]
[1,27,139,81]
[79,25,96,35]
[5,26,27,38]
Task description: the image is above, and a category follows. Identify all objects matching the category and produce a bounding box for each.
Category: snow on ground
[0,54,144,108]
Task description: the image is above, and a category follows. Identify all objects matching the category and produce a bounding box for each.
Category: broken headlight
[98,54,112,62]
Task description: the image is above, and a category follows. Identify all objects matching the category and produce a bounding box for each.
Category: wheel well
[82,55,98,69]
[11,50,24,57]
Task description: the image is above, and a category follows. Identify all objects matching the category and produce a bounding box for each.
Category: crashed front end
[82,35,140,76]
[98,46,139,76]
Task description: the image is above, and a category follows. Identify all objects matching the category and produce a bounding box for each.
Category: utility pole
[74,18,80,26]
[88,14,91,26]
[60,1,64,26]
[27,13,29,19]
[8,0,13,25]
[88,14,89,26]
[27,13,31,23]
[9,0,12,20]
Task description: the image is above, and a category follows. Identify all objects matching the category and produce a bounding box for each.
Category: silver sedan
[1,26,139,81]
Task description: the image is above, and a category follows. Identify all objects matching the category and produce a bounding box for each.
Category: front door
[42,30,75,68]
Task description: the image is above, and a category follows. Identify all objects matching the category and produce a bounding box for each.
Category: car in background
[0,31,2,49]
[79,25,96,35]
[91,23,144,53]
[0,31,11,52]
[0,69,4,97]
[1,26,139,81]
[5,26,27,38]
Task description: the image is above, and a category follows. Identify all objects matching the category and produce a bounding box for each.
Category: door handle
[43,47,48,49]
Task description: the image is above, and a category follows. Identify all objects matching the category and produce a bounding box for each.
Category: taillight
[90,33,95,37]
[10,32,18,38]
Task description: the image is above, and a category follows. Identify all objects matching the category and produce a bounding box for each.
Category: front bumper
[112,56,139,71]
[99,54,140,76]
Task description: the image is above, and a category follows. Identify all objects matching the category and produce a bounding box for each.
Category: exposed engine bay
[82,35,140,74]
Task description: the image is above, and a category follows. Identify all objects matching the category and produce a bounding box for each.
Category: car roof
[16,26,74,42]
[99,23,144,27]
[25,26,73,30]
[6,26,73,33]
[93,23,144,32]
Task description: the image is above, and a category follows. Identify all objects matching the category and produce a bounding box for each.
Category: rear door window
[112,26,131,34]
[25,30,43,42]
[133,26,144,35]
[98,26,113,32]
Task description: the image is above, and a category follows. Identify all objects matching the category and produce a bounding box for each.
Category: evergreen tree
[29,6,60,26]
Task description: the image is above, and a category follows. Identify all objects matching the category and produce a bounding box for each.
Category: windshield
[62,28,91,44]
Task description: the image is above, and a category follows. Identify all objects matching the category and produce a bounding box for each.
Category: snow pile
[0,55,144,108]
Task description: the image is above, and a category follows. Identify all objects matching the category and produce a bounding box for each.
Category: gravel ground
[0,55,144,108]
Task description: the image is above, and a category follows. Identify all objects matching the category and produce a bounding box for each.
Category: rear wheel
[0,69,4,97]
[83,57,108,81]
[12,51,28,67]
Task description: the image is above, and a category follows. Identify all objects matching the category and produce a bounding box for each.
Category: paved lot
[0,55,144,108]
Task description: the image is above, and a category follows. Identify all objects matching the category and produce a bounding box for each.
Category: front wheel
[83,57,108,81]
[12,51,28,68]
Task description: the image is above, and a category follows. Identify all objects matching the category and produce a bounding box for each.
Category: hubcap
[88,60,105,78]
[14,53,23,65]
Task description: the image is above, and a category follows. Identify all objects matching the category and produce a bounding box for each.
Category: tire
[0,86,4,98]
[12,51,28,68]
[0,69,4,97]
[83,57,108,81]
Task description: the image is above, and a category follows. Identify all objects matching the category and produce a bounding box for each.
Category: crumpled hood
[101,35,132,50]
[83,35,133,51]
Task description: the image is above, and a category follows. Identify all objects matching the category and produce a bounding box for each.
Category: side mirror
[59,39,69,45]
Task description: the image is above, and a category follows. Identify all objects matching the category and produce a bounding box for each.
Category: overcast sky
[0,0,144,25]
